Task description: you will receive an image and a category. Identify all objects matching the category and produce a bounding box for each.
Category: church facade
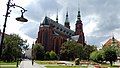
[36,10,85,54]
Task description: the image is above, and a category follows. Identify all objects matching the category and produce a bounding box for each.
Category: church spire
[65,11,69,23]
[75,1,85,45]
[64,10,70,29]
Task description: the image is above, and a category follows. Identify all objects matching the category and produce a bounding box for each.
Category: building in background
[103,36,120,48]
[36,10,85,54]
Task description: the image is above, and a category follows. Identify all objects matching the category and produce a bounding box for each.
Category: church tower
[75,10,85,45]
[64,11,70,29]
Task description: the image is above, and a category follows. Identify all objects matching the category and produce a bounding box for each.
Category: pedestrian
[16,60,19,67]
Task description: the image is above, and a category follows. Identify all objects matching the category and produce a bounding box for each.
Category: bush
[49,51,57,60]
[90,50,104,63]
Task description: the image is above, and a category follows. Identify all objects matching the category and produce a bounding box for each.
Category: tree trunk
[110,61,112,66]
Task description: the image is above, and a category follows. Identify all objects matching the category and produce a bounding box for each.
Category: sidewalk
[19,60,46,68]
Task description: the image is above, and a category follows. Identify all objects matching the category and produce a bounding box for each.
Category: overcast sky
[0,0,120,48]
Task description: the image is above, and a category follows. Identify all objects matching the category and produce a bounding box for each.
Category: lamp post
[0,0,28,59]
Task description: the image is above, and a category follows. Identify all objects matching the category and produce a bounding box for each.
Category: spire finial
[77,0,81,21]
[78,0,80,11]
[56,9,58,23]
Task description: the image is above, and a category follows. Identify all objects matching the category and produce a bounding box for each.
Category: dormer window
[60,29,62,31]
[67,32,68,34]
[57,27,59,29]
[52,25,55,27]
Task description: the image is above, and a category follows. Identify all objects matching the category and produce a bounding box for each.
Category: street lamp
[0,0,28,59]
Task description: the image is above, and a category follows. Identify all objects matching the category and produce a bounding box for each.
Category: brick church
[36,10,85,54]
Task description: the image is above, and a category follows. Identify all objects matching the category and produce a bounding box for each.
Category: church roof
[41,16,75,37]
[103,37,120,47]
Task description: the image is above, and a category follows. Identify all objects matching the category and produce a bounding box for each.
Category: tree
[103,47,117,66]
[2,34,26,62]
[60,40,79,60]
[60,40,97,61]
[32,43,45,60]
[110,44,120,57]
[74,44,83,60]
[90,50,104,63]
[82,45,97,60]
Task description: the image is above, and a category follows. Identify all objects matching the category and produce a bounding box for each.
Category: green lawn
[0,61,18,68]
[0,67,16,68]
[36,61,87,68]
[0,61,17,65]
[46,66,86,68]
[36,60,120,68]
[35,60,59,64]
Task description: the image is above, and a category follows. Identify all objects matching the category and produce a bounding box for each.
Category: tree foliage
[60,40,97,60]
[60,40,80,60]
[32,43,45,60]
[82,45,97,60]
[90,50,104,63]
[2,34,27,62]
[44,51,50,60]
[103,46,117,66]
[90,46,117,66]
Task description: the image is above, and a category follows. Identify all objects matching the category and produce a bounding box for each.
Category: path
[19,59,46,68]
[114,61,120,66]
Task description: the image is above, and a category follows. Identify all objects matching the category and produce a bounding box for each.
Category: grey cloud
[20,22,39,39]
[20,0,62,39]
[21,0,120,47]
[86,35,110,47]
[25,0,62,22]
[58,0,120,42]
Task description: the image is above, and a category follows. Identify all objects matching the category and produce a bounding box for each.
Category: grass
[100,63,120,68]
[0,61,17,65]
[35,60,59,64]
[35,61,88,68]
[0,61,19,68]
[0,67,16,68]
[36,60,120,68]
[46,66,87,68]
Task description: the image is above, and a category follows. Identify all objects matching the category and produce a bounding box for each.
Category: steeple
[112,36,115,44]
[75,3,85,45]
[64,11,70,29]
[65,11,69,23]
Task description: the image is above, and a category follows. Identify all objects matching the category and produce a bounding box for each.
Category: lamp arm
[10,3,27,13]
